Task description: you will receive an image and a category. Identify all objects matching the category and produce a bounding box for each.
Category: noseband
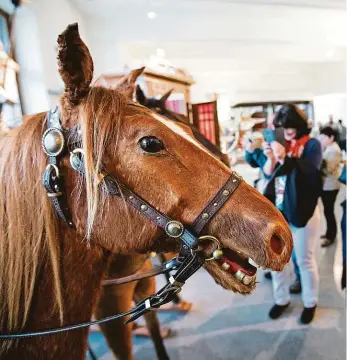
[0,107,242,339]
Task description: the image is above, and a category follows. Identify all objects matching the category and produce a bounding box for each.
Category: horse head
[57,24,292,293]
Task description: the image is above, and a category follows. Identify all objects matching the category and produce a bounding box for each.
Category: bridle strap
[124,252,205,323]
[192,174,243,234]
[103,257,179,286]
[42,108,81,228]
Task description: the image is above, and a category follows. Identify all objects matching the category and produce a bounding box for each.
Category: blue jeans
[272,207,320,307]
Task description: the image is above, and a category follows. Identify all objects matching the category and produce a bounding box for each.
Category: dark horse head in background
[135,84,231,167]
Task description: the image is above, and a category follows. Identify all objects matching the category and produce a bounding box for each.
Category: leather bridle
[0,107,242,339]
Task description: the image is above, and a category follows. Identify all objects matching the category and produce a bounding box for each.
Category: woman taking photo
[261,105,322,324]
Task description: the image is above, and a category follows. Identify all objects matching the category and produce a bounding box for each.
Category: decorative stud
[165,221,184,238]
[223,190,230,196]
[156,216,161,220]
[232,179,237,183]
[213,203,218,207]
[213,249,224,260]
[42,128,65,157]
[140,204,148,211]
[201,213,209,219]
[129,196,134,200]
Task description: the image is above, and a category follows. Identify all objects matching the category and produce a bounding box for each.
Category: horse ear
[57,23,94,104]
[116,67,145,100]
[160,89,173,103]
[135,85,148,106]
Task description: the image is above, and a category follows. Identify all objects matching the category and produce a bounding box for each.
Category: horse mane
[0,113,63,331]
[0,86,137,332]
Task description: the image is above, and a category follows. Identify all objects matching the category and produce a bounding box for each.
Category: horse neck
[12,230,111,360]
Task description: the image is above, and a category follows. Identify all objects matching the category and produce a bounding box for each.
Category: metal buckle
[45,163,60,179]
[145,299,154,311]
[169,276,184,288]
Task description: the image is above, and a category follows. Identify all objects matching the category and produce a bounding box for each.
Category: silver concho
[165,221,184,238]
[42,128,65,157]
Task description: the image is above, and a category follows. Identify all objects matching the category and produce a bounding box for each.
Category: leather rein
[0,107,242,339]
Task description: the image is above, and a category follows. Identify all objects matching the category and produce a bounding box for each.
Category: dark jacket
[246,138,322,227]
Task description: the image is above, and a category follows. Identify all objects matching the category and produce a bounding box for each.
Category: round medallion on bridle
[165,220,184,238]
[42,128,65,157]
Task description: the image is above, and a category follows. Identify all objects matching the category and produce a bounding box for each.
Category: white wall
[29,0,88,105]
[1,0,346,113]
[313,93,347,125]
[0,0,88,114]
[77,1,346,104]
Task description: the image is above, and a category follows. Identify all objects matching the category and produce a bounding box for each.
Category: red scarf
[286,135,310,158]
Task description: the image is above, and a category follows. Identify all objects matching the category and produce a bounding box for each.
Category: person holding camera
[260,105,322,324]
[318,126,342,248]
[244,118,302,292]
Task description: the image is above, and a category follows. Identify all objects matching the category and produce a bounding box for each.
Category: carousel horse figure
[0,23,292,360]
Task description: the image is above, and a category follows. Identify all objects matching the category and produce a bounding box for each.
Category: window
[0,9,22,129]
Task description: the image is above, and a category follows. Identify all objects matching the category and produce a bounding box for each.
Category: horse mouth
[217,248,258,286]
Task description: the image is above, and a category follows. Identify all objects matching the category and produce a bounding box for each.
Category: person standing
[243,124,302,292]
[337,120,346,151]
[259,104,322,324]
[318,126,342,247]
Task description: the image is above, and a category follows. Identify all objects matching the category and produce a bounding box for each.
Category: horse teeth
[234,270,245,281]
[221,262,230,271]
[242,276,253,285]
[248,258,257,267]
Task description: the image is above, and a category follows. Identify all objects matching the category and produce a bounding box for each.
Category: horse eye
[139,136,164,153]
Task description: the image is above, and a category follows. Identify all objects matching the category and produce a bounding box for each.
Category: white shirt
[322,142,342,191]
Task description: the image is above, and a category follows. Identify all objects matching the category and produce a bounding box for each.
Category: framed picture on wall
[191,101,221,149]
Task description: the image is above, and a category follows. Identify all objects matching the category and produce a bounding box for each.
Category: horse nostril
[270,234,285,255]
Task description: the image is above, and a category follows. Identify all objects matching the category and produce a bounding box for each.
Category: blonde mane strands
[80,86,124,238]
[0,115,63,332]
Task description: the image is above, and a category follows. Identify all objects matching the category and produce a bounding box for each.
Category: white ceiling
[70,0,346,103]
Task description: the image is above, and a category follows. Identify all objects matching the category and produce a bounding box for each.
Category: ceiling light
[147,11,157,19]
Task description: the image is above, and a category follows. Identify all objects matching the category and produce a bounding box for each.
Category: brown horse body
[96,255,169,360]
[0,24,292,360]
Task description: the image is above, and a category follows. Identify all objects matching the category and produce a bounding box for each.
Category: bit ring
[194,235,222,261]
